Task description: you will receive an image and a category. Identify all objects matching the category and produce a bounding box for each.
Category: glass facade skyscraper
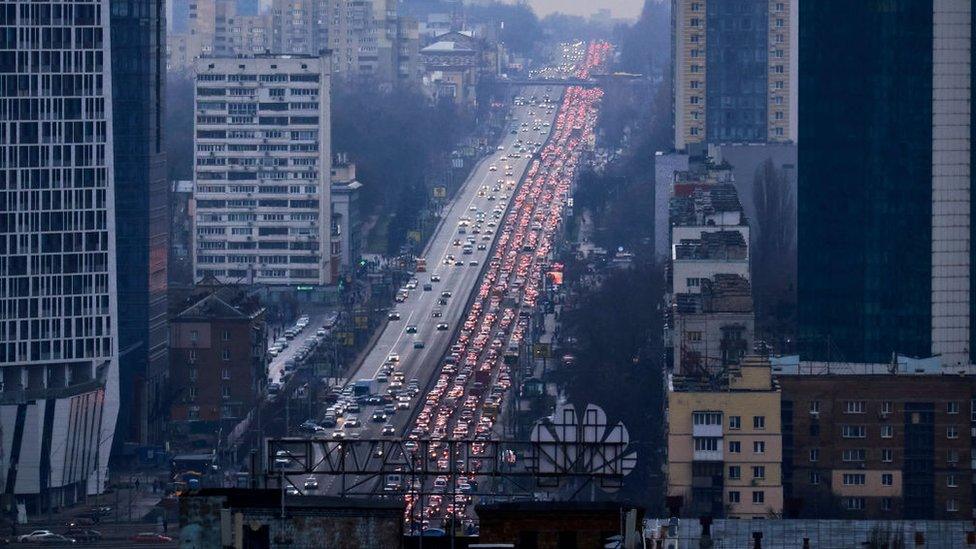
[0,0,120,509]
[798,0,973,365]
[110,0,168,446]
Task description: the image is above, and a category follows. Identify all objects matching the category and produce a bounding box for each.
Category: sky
[525,0,644,21]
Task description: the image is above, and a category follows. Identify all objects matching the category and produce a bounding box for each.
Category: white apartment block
[192,54,333,286]
[0,0,120,510]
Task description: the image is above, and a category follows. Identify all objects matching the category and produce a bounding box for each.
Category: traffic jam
[403,41,612,527]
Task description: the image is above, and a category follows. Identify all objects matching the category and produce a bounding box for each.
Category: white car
[18,530,54,543]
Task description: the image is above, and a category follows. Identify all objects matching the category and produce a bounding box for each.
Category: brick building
[169,282,267,452]
[776,359,976,519]
[475,501,644,549]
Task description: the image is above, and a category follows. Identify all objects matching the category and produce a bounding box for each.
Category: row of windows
[692,411,766,430]
[811,400,966,416]
[195,268,320,279]
[726,490,765,505]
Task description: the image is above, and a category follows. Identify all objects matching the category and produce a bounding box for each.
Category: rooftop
[771,354,976,376]
[673,231,747,261]
[670,183,745,227]
[171,276,265,320]
[675,274,752,314]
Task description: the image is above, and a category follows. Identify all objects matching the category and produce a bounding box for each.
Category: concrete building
[672,275,754,375]
[270,0,318,55]
[798,0,975,367]
[667,357,784,519]
[192,54,333,286]
[179,489,404,548]
[672,0,798,150]
[421,31,480,106]
[654,151,690,260]
[0,0,120,510]
[774,356,976,520]
[327,0,400,84]
[330,157,363,276]
[169,283,267,453]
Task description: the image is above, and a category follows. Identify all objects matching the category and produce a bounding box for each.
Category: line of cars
[268,315,335,396]
[15,529,173,544]
[403,41,612,525]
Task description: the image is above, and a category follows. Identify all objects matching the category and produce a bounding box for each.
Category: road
[266,310,335,386]
[294,87,561,495]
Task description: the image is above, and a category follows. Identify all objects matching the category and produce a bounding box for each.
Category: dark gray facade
[110,0,169,447]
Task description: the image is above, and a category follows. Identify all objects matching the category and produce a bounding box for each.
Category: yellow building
[667,355,783,518]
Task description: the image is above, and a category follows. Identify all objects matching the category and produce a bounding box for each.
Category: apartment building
[192,54,333,286]
[0,0,120,511]
[169,283,267,453]
[667,357,784,518]
[330,157,363,276]
[672,0,798,149]
[672,274,754,375]
[775,357,976,520]
[327,0,400,83]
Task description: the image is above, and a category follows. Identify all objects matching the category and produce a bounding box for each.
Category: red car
[130,532,174,544]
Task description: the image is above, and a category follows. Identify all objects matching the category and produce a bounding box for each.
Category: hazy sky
[526,0,644,20]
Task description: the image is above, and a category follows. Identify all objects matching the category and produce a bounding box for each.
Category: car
[477,244,487,251]
[430,274,441,282]
[344,416,361,428]
[414,340,425,349]
[32,533,77,544]
[469,260,479,266]
[64,529,101,543]
[130,532,174,543]
[454,260,464,266]
[18,531,55,543]
[387,353,399,362]
[372,411,387,422]
[331,430,346,439]
[423,283,432,291]
[441,291,452,298]
[406,325,417,334]
[431,309,443,318]
[436,323,449,331]
[382,423,396,435]
[285,486,300,496]
[298,420,324,433]
[388,311,400,321]
[303,477,319,490]
[488,166,497,171]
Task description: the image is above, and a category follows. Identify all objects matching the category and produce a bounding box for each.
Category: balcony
[692,423,723,438]
[693,448,724,461]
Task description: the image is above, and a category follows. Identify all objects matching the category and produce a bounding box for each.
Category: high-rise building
[672,0,797,150]
[192,54,333,286]
[110,0,169,448]
[667,356,784,518]
[327,0,399,83]
[797,0,974,365]
[0,0,120,510]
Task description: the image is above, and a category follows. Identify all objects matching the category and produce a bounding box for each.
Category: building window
[692,412,722,425]
[809,471,821,485]
[188,386,198,400]
[189,349,198,361]
[694,437,719,452]
[729,416,741,430]
[947,499,959,512]
[947,474,958,487]
[752,466,765,480]
[686,331,703,342]
[881,425,893,438]
[690,96,701,105]
[190,330,199,342]
[842,425,866,438]
[753,416,765,430]
[729,441,741,453]
[948,401,960,415]
[882,498,892,511]
[728,491,740,503]
[689,80,700,90]
[222,368,231,380]
[947,450,960,464]
[222,386,231,400]
[881,401,893,416]
[691,2,701,11]
[687,277,701,287]
[222,349,231,361]
[809,422,820,436]
[947,426,959,439]
[188,406,200,420]
[971,399,976,422]
[842,449,866,462]
[752,491,764,504]
[881,474,893,486]
[690,127,700,136]
[222,330,231,341]
[809,400,820,414]
[189,368,197,381]
[844,498,865,511]
[882,449,893,463]
[753,441,765,454]
[844,401,865,414]
[728,466,741,480]
[809,448,819,462]
[842,473,866,486]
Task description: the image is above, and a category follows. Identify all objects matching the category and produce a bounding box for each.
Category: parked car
[130,532,174,544]
[18,530,54,543]
[63,529,102,544]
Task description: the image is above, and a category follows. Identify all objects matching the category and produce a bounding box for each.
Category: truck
[353,378,377,397]
[415,257,427,272]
